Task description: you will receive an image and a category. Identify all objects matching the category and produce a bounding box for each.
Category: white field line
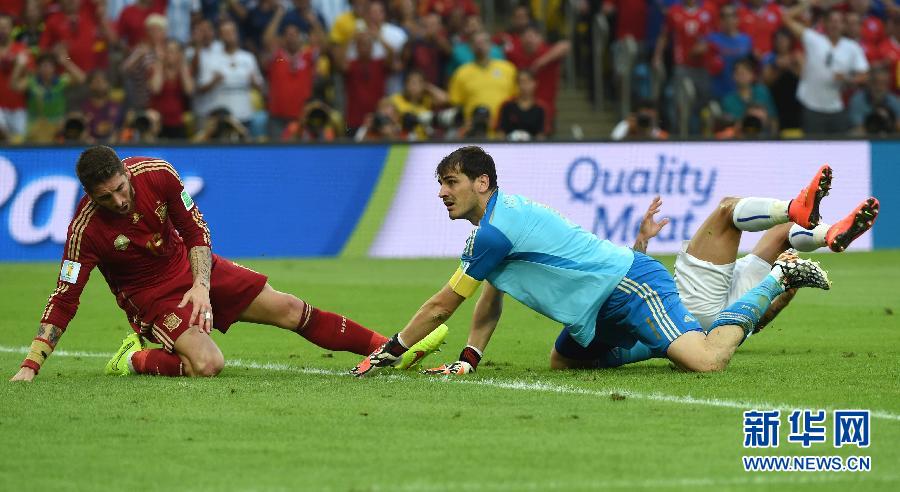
[366,473,900,492]
[3,345,900,423]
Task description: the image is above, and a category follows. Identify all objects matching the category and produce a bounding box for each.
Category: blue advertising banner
[0,145,389,261]
[871,142,900,249]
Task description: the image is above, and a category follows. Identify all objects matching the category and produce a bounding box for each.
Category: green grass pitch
[1,252,898,491]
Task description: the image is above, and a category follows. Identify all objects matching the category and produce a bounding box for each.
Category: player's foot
[350,342,401,377]
[397,324,448,370]
[773,257,831,291]
[826,197,879,252]
[104,333,144,376]
[788,164,832,229]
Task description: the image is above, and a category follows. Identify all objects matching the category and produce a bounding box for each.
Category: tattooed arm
[179,246,213,334]
[10,324,65,382]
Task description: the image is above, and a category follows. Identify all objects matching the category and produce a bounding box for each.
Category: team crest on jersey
[114,234,131,251]
[684,314,696,323]
[163,313,182,332]
[130,212,142,224]
[155,202,168,223]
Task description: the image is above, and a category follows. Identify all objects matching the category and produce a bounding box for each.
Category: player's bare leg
[666,256,831,372]
[685,196,745,265]
[172,325,225,377]
[238,283,388,355]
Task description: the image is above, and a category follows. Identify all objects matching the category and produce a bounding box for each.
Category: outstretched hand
[638,196,670,241]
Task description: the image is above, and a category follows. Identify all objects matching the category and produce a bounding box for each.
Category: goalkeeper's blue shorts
[557,252,703,359]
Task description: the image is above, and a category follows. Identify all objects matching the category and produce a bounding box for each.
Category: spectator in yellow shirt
[448,30,516,131]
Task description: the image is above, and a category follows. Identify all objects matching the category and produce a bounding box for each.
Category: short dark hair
[76,145,125,191]
[436,146,498,190]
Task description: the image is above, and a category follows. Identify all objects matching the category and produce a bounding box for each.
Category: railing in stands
[593,13,609,112]
[615,36,638,118]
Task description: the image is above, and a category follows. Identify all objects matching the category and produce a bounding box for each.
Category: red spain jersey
[667,4,716,67]
[41,157,211,331]
[737,3,782,57]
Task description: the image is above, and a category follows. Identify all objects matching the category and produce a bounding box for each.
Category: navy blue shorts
[555,252,703,359]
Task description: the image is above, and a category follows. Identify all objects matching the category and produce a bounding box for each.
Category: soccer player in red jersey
[10,146,444,381]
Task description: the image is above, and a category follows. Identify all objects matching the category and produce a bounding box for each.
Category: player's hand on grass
[10,366,36,382]
[179,284,213,334]
[638,196,669,241]
[423,361,474,376]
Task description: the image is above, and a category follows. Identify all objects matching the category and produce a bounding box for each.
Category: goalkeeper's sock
[732,198,790,232]
[459,345,483,370]
[788,223,828,252]
[708,274,785,341]
[130,349,184,377]
[296,306,388,355]
[596,343,654,368]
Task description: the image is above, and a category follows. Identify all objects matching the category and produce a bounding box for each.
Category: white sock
[127,351,137,373]
[732,198,790,232]
[395,333,410,350]
[788,223,829,252]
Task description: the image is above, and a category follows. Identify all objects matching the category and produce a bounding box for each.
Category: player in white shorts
[673,164,879,333]
[551,164,879,369]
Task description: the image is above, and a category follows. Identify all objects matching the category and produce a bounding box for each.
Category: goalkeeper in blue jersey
[350,146,834,376]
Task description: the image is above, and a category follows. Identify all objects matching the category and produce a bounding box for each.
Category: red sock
[297,306,388,355]
[131,349,184,377]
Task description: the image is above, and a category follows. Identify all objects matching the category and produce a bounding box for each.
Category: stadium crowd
[0,0,896,143]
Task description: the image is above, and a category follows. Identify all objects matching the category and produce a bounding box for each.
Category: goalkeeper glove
[424,345,482,375]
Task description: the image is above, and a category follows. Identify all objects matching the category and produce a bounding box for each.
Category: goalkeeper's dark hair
[436,146,498,190]
[76,145,126,192]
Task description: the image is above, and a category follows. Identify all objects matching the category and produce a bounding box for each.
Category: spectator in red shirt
[80,70,122,142]
[505,23,570,125]
[403,13,452,87]
[848,0,884,46]
[117,0,166,48]
[737,0,783,58]
[340,30,391,132]
[149,39,195,139]
[0,14,30,141]
[653,0,716,134]
[494,4,531,54]
[40,0,116,72]
[262,7,318,139]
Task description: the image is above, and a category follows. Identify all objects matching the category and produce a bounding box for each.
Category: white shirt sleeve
[852,42,870,73]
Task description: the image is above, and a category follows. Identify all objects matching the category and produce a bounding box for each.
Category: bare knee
[283,295,307,330]
[188,350,225,377]
[717,196,741,218]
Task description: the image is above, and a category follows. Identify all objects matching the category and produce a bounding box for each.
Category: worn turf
[0,252,898,491]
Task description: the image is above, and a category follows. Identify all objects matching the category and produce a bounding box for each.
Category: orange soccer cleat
[826,198,880,252]
[788,164,832,229]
